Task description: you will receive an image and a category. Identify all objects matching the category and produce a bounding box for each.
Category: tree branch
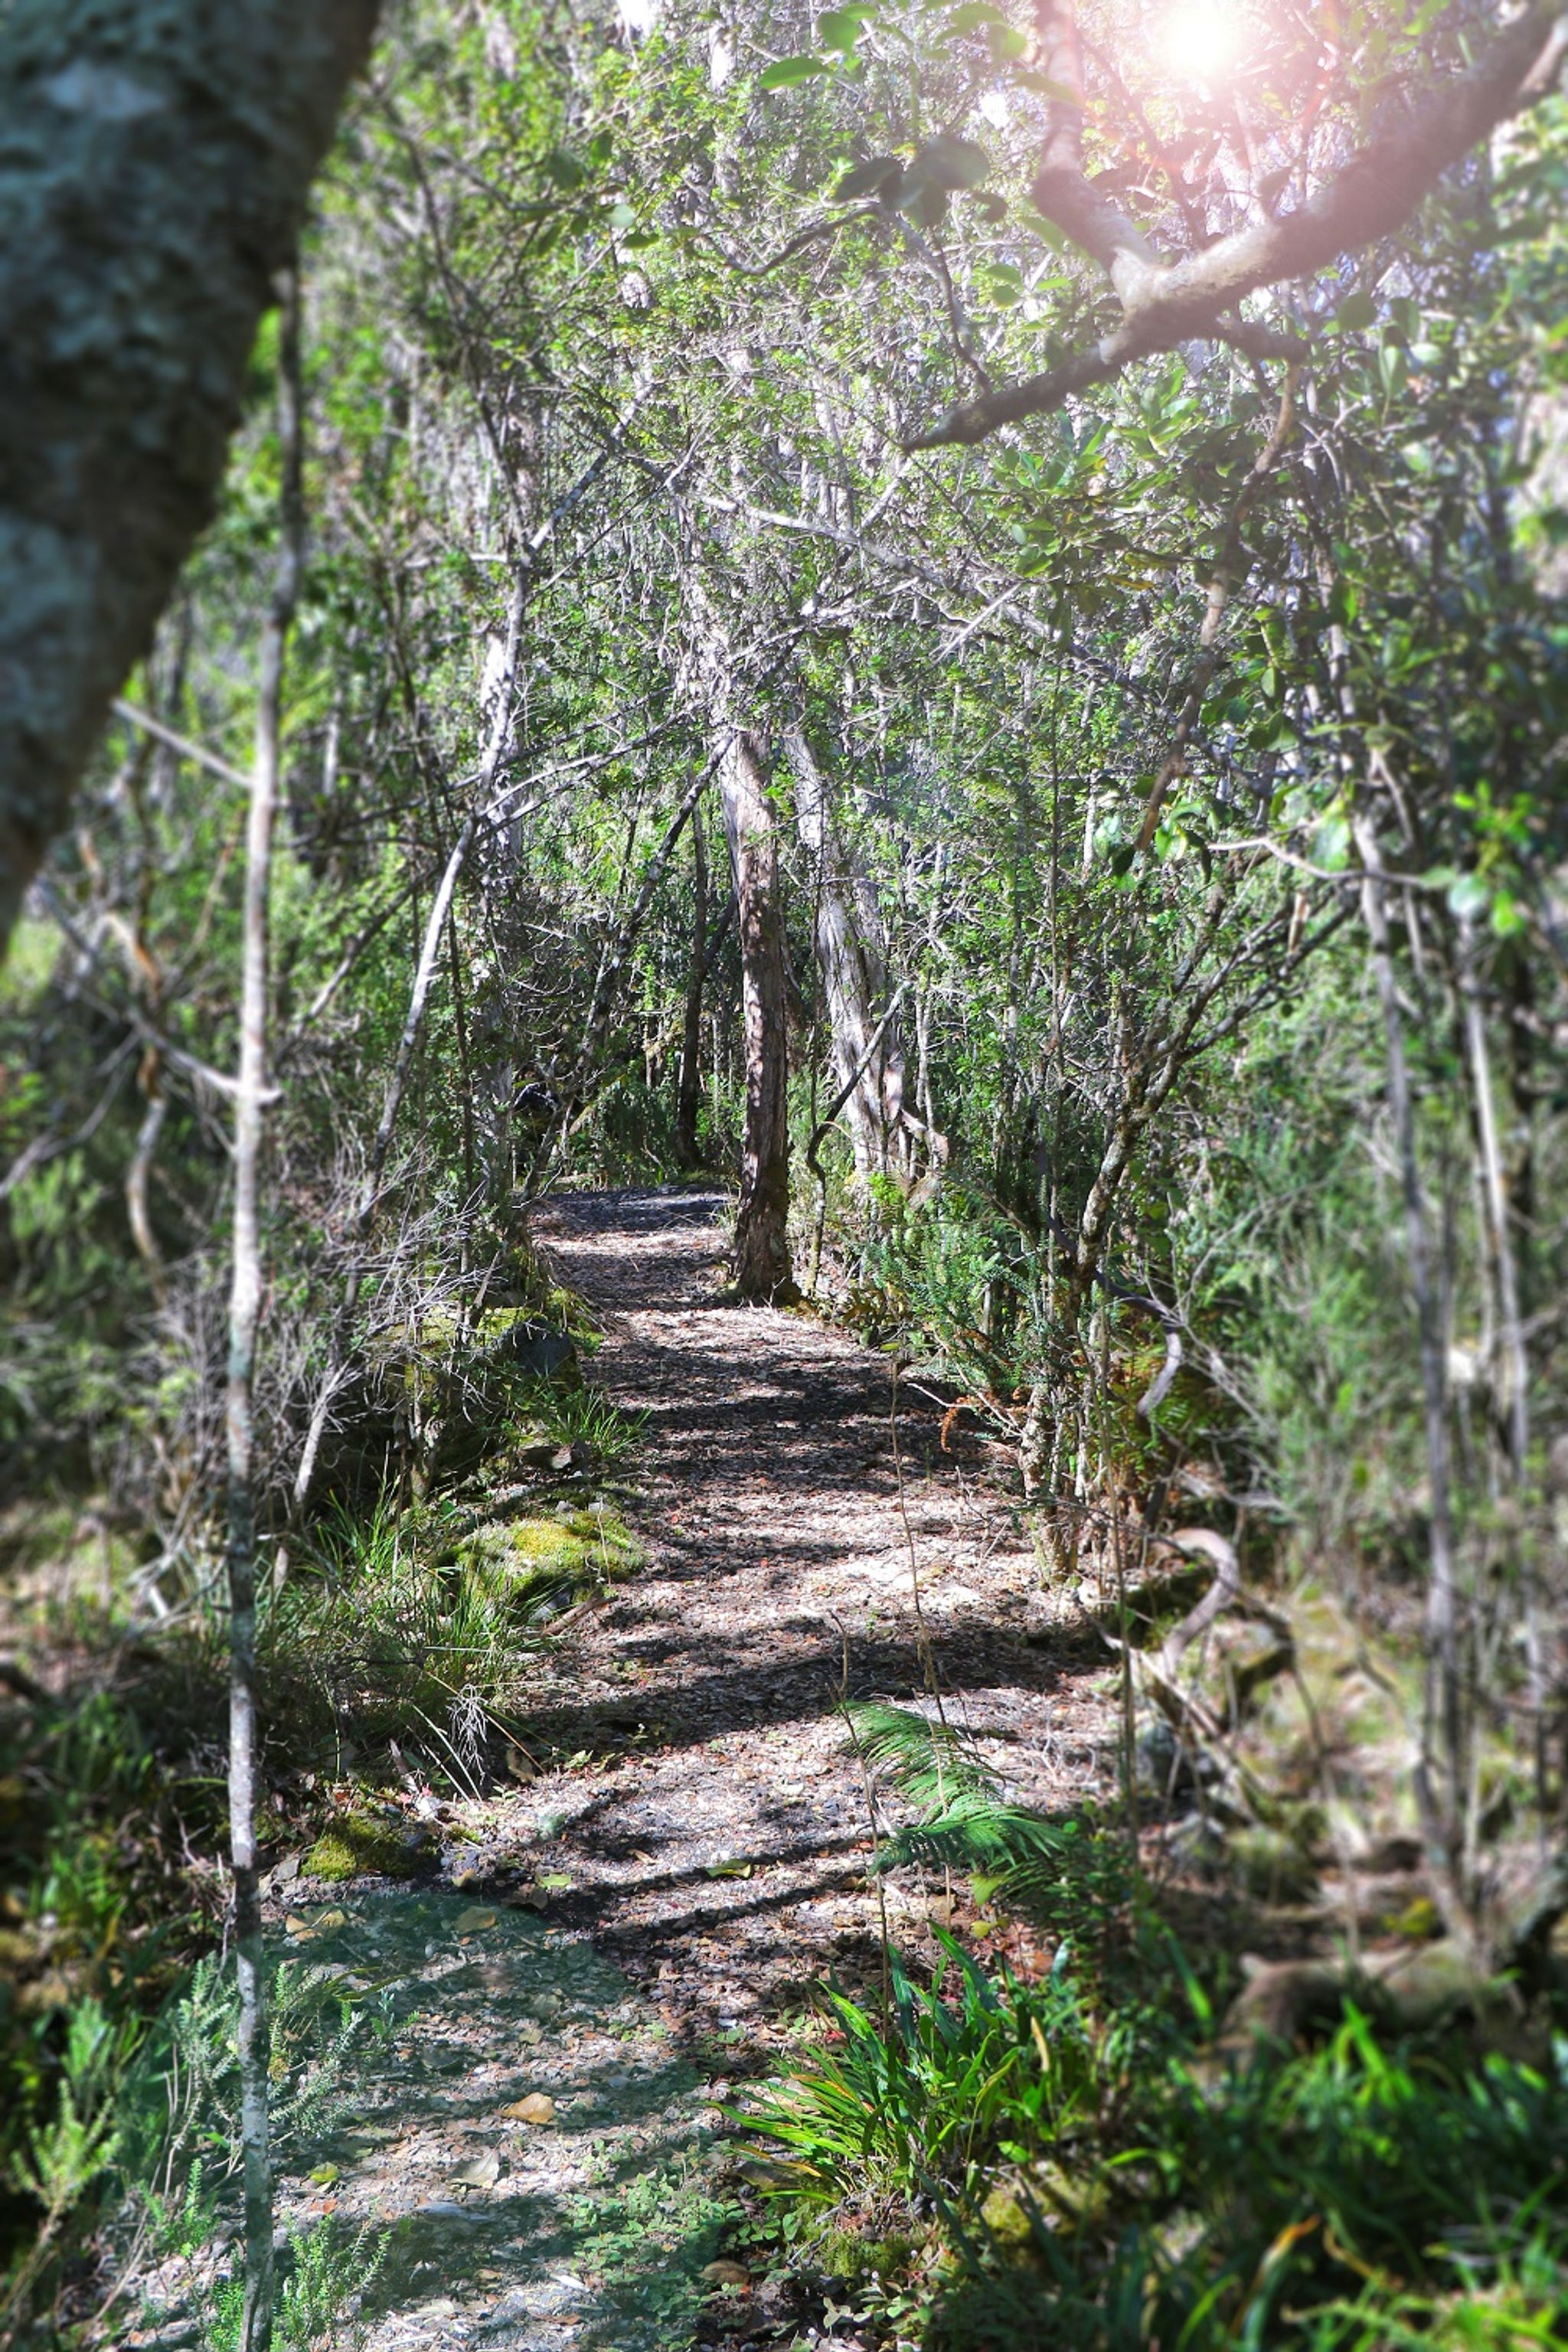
[906,0,1566,450]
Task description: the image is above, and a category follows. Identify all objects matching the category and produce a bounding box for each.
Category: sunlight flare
[1155,0,1244,83]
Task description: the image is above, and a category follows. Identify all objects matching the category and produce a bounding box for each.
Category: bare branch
[111,697,251,790]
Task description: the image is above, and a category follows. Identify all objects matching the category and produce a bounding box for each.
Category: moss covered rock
[1228,1821,1320,1903]
[459,1509,641,1603]
[978,2185,1037,2251]
[305,1814,423,1883]
[817,2223,915,2284]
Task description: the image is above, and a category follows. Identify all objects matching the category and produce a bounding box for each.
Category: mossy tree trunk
[0,0,378,948]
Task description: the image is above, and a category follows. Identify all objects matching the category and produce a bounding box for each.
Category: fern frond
[848,1703,1076,1884]
[848,1702,1001,1809]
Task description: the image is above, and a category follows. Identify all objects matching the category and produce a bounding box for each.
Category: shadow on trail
[257,1890,730,2352]
[514,1617,1078,1766]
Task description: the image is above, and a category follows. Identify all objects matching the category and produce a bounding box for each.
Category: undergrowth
[740,1705,1568,2348]
[0,1285,644,2334]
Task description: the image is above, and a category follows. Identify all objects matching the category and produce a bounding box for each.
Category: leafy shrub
[752,1966,1568,2348]
[743,1939,1114,2219]
[746,1707,1568,2347]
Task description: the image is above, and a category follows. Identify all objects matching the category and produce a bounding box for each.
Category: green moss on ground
[305,1815,423,1883]
[459,1508,642,1594]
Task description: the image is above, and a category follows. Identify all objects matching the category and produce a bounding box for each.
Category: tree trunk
[786,723,915,1181]
[0,0,379,949]
[226,263,303,2352]
[675,802,708,1168]
[1352,812,1465,1911]
[719,730,796,1302]
[1460,917,1544,1813]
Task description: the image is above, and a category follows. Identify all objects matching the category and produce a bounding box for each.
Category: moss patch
[461,1509,641,1592]
[818,2224,916,2285]
[305,1815,423,1883]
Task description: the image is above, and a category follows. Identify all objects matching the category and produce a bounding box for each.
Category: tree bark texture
[0,0,380,949]
[719,730,795,1302]
[787,724,913,1181]
[675,802,708,1168]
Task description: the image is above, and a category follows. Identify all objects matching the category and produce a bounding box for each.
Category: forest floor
[130,1187,1120,2352]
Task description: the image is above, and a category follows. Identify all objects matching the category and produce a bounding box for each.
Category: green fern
[848,1702,1079,1886]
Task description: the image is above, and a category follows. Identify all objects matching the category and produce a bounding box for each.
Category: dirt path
[521,1188,1115,2030]
[133,1190,1112,2352]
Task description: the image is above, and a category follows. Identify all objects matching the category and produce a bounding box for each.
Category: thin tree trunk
[1313,541,1469,1916]
[720,730,795,1302]
[0,0,378,949]
[1352,812,1464,1905]
[786,722,914,1181]
[126,1066,168,1303]
[1460,917,1543,1813]
[566,753,716,1136]
[357,818,476,1246]
[675,802,708,1168]
[286,557,536,1529]
[226,263,303,2352]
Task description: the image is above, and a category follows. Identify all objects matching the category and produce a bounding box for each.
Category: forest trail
[522,1187,1113,2019]
[230,1191,1112,2352]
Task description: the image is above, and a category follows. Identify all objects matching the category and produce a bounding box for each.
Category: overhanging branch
[906,1,1566,451]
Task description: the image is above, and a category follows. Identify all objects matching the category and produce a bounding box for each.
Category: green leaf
[981,261,1026,307]
[817,6,870,52]
[1014,70,1080,101]
[760,53,830,87]
[1446,871,1491,920]
[912,132,991,190]
[1378,341,1410,399]
[1335,289,1377,333]
[541,146,586,190]
[832,154,904,201]
[988,21,1027,60]
[945,0,1009,28]
[1312,813,1351,871]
